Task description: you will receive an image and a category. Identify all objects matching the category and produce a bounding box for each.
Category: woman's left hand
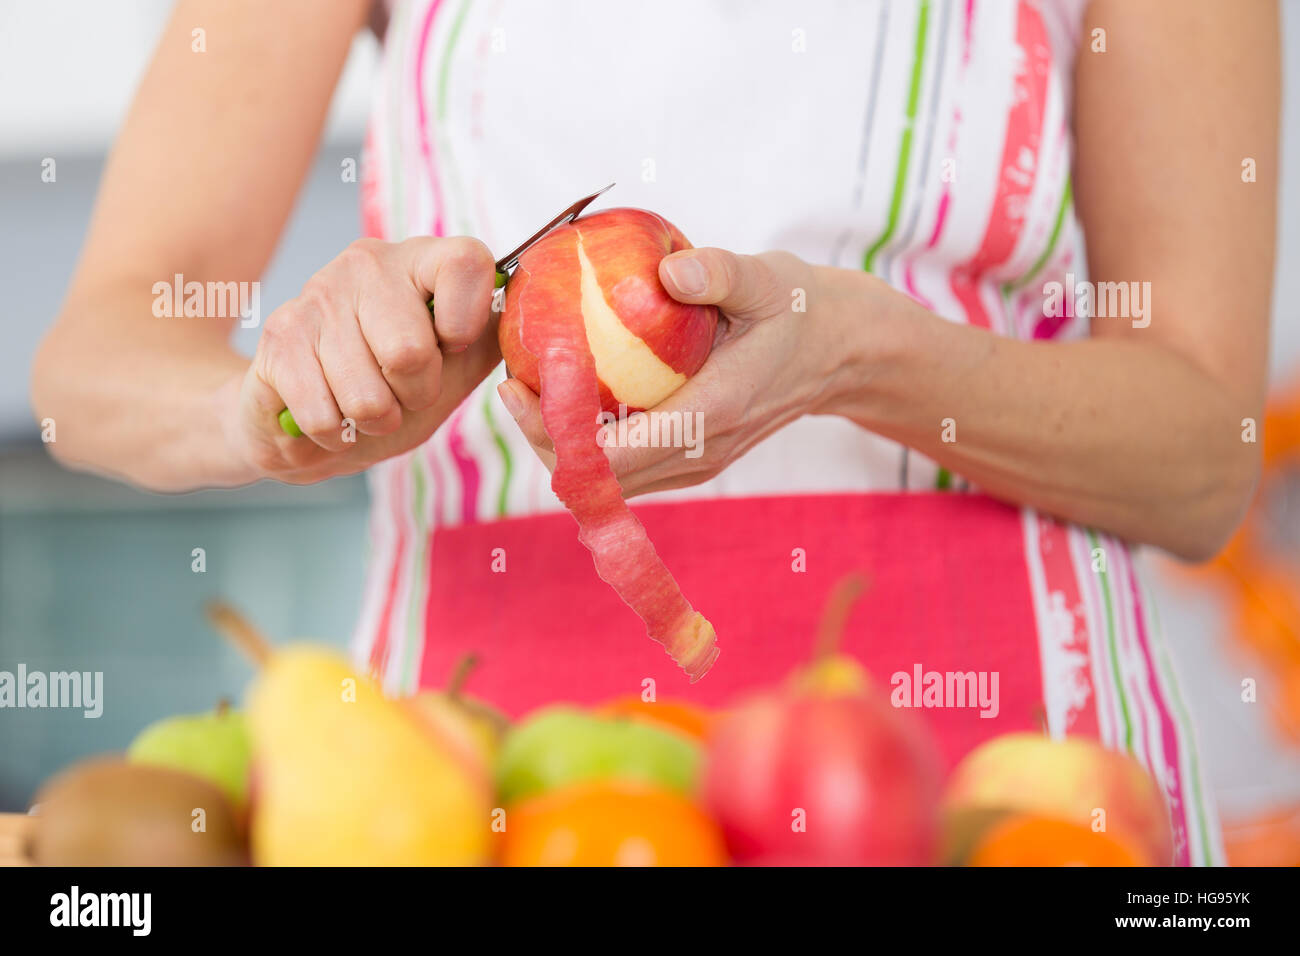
[497,246,851,497]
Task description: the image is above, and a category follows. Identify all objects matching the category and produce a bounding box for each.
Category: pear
[127,700,251,808]
[247,645,492,866]
[31,757,246,866]
[786,574,872,695]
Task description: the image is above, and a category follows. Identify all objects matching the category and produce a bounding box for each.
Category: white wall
[0,0,376,156]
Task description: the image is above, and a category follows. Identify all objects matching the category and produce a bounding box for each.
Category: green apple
[496,706,702,804]
[127,702,252,808]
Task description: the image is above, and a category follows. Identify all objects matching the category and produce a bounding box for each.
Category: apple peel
[533,342,718,680]
[510,225,718,680]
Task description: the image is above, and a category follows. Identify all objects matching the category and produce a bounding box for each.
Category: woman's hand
[228,236,502,484]
[498,247,851,497]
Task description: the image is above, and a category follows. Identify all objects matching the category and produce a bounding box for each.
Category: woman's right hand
[227,236,502,484]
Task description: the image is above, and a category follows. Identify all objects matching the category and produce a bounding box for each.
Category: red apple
[705,691,943,865]
[498,208,720,680]
[499,208,717,414]
[703,576,944,864]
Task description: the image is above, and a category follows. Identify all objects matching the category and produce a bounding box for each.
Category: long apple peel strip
[526,337,719,681]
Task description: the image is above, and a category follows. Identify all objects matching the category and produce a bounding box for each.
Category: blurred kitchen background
[0,1,380,809]
[1,1,1298,858]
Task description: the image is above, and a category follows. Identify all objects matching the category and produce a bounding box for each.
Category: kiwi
[31,757,247,866]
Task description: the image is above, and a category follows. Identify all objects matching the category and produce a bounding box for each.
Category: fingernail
[664,255,708,296]
[497,381,524,421]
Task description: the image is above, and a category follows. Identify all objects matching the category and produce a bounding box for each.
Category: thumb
[659,247,786,322]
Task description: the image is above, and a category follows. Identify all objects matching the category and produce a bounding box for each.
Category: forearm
[31,279,257,492]
[819,268,1260,560]
[28,0,375,493]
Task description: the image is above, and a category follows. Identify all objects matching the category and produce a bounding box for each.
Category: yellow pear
[247,645,491,866]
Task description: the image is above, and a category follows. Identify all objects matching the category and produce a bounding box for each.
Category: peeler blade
[493,182,615,274]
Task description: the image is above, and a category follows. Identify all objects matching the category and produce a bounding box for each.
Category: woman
[32,0,1277,865]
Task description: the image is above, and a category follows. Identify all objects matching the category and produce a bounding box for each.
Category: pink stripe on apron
[1117,543,1194,866]
[949,0,1050,330]
[368,462,409,679]
[1033,513,1101,738]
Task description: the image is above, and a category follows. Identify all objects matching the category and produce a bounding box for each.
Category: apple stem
[813,573,869,662]
[205,601,274,669]
[446,653,480,700]
[216,697,231,717]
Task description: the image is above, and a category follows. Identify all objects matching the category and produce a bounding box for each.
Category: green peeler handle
[278,269,508,437]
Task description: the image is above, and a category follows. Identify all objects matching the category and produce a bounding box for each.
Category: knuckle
[438,238,496,288]
[342,390,397,424]
[758,272,785,309]
[255,314,306,376]
[736,256,784,314]
[376,334,437,375]
[760,251,806,305]
[712,249,741,289]
[444,236,494,271]
[294,409,339,439]
[256,320,285,358]
[295,279,334,320]
[761,249,801,272]
[260,304,299,344]
[339,238,386,274]
[400,382,439,411]
[436,317,475,343]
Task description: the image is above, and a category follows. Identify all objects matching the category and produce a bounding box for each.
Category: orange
[968,814,1150,867]
[1223,804,1300,867]
[596,696,714,742]
[1278,664,1300,746]
[501,781,727,867]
